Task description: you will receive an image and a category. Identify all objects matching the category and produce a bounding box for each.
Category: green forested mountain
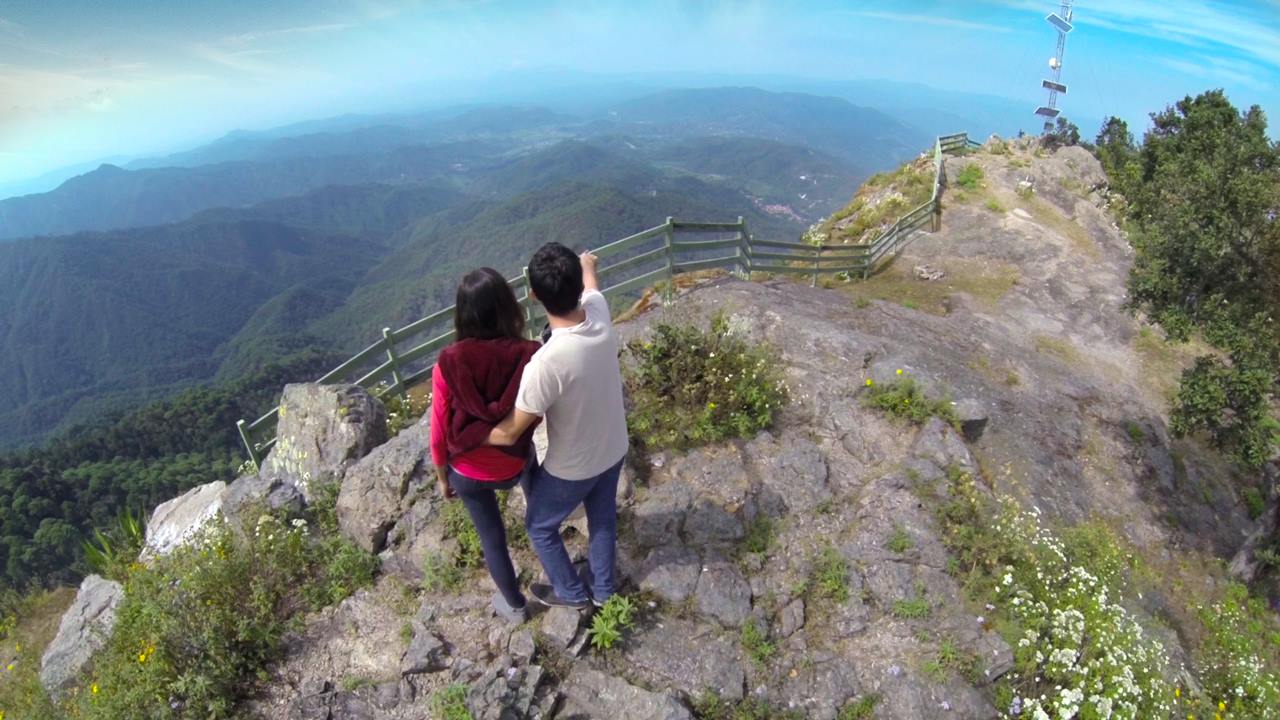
[0,141,499,240]
[0,89,921,451]
[0,221,384,448]
[0,355,336,588]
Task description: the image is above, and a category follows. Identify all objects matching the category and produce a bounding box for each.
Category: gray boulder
[263,383,388,501]
[400,626,448,675]
[336,421,432,553]
[693,560,752,628]
[468,662,547,720]
[635,545,701,604]
[622,618,745,701]
[542,606,583,649]
[143,480,227,558]
[223,472,305,528]
[558,667,692,720]
[40,574,123,699]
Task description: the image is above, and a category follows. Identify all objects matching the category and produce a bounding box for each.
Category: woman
[430,267,541,623]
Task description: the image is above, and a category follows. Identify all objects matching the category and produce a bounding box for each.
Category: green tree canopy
[1124,89,1280,466]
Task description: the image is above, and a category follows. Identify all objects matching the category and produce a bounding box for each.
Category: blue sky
[0,0,1277,187]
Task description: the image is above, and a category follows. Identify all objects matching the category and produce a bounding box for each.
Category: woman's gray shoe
[493,593,529,624]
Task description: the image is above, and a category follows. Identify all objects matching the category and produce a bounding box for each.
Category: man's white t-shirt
[515,289,629,480]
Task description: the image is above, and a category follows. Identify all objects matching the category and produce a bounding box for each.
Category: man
[488,242,629,608]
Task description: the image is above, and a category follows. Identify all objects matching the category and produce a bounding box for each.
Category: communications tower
[1035,1,1074,132]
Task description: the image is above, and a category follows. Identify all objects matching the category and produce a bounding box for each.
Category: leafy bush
[430,684,473,720]
[692,692,802,720]
[955,165,984,191]
[75,509,376,719]
[810,545,849,604]
[625,313,788,453]
[862,375,959,428]
[588,595,636,651]
[1194,583,1280,719]
[934,469,1171,720]
[837,695,879,719]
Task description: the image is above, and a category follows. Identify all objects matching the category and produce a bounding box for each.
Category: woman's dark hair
[454,267,526,341]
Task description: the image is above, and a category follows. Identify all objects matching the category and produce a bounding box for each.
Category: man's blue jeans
[523,457,623,604]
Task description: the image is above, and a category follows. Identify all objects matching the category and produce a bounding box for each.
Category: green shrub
[891,595,930,619]
[863,375,959,428]
[740,516,774,556]
[76,510,376,719]
[1124,420,1146,443]
[810,545,849,604]
[625,313,788,453]
[956,165,984,191]
[930,468,1173,720]
[692,691,802,720]
[588,595,636,651]
[984,198,1006,213]
[885,525,913,554]
[1243,486,1267,520]
[740,617,775,668]
[1195,583,1280,719]
[430,684,473,720]
[442,500,483,570]
[838,694,879,719]
[422,552,464,593]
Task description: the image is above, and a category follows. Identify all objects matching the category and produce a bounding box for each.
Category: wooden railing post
[237,419,261,470]
[382,327,405,396]
[812,244,821,287]
[521,266,539,340]
[663,217,675,278]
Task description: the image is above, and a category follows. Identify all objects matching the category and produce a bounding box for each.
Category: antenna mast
[1035,0,1074,132]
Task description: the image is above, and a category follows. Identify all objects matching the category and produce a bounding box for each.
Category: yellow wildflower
[1219,702,1226,712]
[1175,688,1181,698]
[92,683,99,695]
[4,663,12,672]
[865,378,873,386]
[896,368,904,375]
[138,653,147,663]
[707,402,717,410]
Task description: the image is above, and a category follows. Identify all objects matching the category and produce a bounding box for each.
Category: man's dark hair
[527,242,583,317]
[454,267,526,341]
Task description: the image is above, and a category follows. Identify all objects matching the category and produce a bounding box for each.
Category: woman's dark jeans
[447,467,527,609]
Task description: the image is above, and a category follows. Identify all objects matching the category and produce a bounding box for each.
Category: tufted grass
[0,587,74,720]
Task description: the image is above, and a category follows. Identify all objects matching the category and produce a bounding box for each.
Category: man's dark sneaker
[530,582,590,609]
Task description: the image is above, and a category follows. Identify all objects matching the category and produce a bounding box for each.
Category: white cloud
[986,0,1280,68]
[86,92,116,112]
[222,23,351,46]
[845,10,1012,34]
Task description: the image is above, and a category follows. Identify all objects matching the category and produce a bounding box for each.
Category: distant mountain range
[0,86,929,449]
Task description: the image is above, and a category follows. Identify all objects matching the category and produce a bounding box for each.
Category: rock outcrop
[40,574,123,699]
[143,480,227,558]
[264,383,388,502]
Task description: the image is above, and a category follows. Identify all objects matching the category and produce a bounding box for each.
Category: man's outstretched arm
[488,408,540,446]
[580,251,599,292]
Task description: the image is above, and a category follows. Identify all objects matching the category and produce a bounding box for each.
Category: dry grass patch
[0,586,77,717]
[1033,334,1081,363]
[1016,194,1099,260]
[844,258,1020,315]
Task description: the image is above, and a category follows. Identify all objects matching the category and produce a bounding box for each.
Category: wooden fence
[236,132,980,466]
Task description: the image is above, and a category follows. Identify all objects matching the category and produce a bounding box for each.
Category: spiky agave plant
[82,507,147,582]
